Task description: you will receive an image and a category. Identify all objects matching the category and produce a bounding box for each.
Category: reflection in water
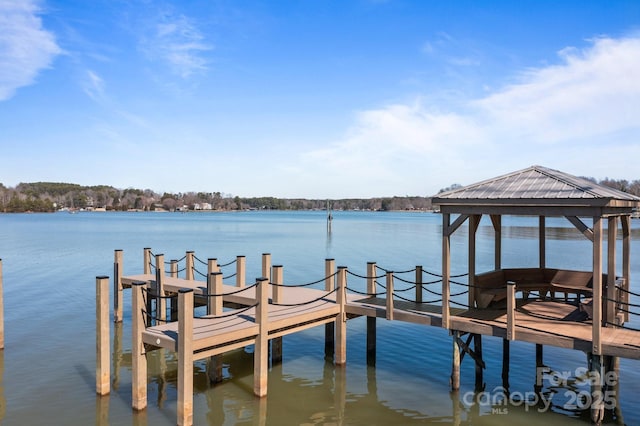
[0,350,4,422]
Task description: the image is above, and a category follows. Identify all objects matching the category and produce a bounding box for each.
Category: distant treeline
[1,177,638,213]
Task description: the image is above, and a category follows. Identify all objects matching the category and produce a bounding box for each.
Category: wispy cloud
[0,0,62,101]
[296,35,640,197]
[82,69,105,101]
[138,7,213,79]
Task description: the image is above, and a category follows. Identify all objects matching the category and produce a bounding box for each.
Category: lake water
[0,210,639,425]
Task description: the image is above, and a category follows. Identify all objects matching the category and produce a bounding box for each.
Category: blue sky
[1,0,639,198]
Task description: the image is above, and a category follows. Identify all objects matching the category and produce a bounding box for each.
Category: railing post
[155,254,166,323]
[415,265,423,304]
[236,256,246,287]
[262,253,271,282]
[507,281,516,340]
[254,278,269,397]
[335,267,347,365]
[185,251,194,281]
[177,288,194,426]
[113,250,123,323]
[96,276,110,395]
[272,265,283,304]
[386,272,394,321]
[143,248,151,275]
[325,259,336,358]
[207,272,223,316]
[132,281,147,410]
[366,262,376,296]
[170,259,178,278]
[207,258,219,276]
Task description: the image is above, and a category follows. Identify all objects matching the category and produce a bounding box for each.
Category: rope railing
[199,281,259,298]
[344,285,387,297]
[193,255,208,266]
[195,302,258,320]
[616,286,640,298]
[223,272,237,280]
[423,269,469,279]
[219,258,238,268]
[270,287,339,307]
[269,272,338,288]
[345,270,386,280]
[375,265,416,274]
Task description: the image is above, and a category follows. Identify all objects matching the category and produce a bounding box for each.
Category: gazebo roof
[432,165,640,215]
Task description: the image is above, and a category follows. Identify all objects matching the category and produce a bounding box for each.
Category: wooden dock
[97,248,640,425]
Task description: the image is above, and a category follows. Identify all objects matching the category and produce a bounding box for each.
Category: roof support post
[468,215,480,308]
[607,216,618,326]
[592,216,603,355]
[442,213,451,329]
[490,215,502,270]
[539,216,546,269]
[622,215,631,323]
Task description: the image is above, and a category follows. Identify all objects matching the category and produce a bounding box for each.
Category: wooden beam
[490,215,502,270]
[442,214,451,329]
[622,216,631,323]
[113,250,123,323]
[236,255,246,287]
[607,217,618,326]
[446,214,469,237]
[207,272,223,316]
[325,259,335,358]
[565,216,594,241]
[185,251,194,281]
[592,216,603,355]
[451,330,460,391]
[155,254,166,323]
[468,215,480,308]
[386,272,394,321]
[178,288,194,425]
[539,216,546,269]
[96,276,110,395]
[143,247,151,275]
[415,265,423,304]
[131,281,147,410]
[254,278,269,397]
[506,281,516,341]
[366,262,376,295]
[335,267,347,365]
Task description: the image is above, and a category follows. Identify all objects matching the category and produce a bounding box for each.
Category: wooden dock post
[415,265,423,304]
[607,216,618,326]
[254,278,269,397]
[589,352,604,425]
[206,272,224,383]
[178,288,194,426]
[236,256,246,287]
[271,265,283,364]
[593,216,603,356]
[113,250,123,323]
[0,259,4,349]
[170,259,178,278]
[474,334,483,392]
[451,330,460,391]
[262,253,271,282]
[385,271,394,321]
[207,258,219,275]
[155,254,166,323]
[131,281,147,411]
[325,259,335,358]
[207,272,223,316]
[506,281,516,340]
[185,251,194,280]
[96,276,110,395]
[366,262,377,366]
[143,248,151,275]
[335,267,347,365]
[502,339,510,392]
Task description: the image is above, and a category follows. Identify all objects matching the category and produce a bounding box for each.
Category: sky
[1,0,639,199]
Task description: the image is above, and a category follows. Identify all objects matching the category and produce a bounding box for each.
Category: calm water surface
[0,211,639,425]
